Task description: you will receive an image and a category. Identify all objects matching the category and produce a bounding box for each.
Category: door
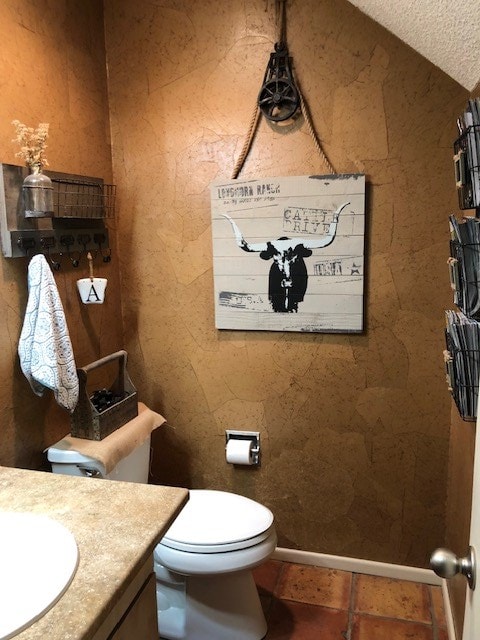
[461,417,480,640]
[431,413,479,640]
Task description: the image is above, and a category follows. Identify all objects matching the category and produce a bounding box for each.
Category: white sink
[0,512,78,639]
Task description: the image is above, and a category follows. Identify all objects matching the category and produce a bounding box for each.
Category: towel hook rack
[0,164,114,262]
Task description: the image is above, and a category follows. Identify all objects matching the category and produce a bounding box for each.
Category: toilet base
[157,569,267,640]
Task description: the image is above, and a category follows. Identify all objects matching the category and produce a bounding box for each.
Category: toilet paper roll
[226,439,253,465]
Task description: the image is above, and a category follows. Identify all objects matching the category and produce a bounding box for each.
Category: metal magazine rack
[448,239,480,319]
[444,330,479,422]
[454,125,480,210]
[445,105,480,421]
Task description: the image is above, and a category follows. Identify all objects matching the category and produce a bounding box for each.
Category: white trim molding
[442,580,457,640]
[272,547,442,585]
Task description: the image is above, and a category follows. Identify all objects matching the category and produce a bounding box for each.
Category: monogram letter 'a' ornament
[77,251,108,304]
[77,277,107,304]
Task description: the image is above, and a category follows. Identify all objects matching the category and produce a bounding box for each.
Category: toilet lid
[161,490,274,551]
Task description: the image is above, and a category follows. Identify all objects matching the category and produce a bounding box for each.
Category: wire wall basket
[444,332,479,422]
[51,177,116,219]
[454,125,480,210]
[449,239,480,318]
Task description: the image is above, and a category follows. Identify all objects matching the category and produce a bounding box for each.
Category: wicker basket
[70,350,138,440]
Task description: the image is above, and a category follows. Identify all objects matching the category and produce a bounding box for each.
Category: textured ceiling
[347,0,480,91]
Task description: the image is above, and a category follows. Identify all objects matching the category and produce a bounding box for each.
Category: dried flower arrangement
[11,120,50,171]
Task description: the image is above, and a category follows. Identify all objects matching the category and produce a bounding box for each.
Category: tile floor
[253,560,448,640]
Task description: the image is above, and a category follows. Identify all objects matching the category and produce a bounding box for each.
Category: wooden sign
[210,174,365,333]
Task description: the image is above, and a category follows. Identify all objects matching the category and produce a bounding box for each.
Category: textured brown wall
[0,0,472,570]
[103,0,470,567]
[0,1,122,469]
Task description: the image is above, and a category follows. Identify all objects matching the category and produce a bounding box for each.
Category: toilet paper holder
[225,430,260,465]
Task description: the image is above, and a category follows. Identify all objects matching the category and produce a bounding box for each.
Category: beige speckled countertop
[0,466,188,640]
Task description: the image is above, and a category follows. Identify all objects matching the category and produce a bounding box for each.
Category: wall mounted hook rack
[0,163,113,262]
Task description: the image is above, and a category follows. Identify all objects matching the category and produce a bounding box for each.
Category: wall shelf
[0,163,113,259]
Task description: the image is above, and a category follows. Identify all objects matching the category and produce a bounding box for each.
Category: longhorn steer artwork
[222,201,349,313]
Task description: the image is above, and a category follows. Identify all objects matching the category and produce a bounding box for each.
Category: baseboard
[272,547,442,586]
[442,579,457,640]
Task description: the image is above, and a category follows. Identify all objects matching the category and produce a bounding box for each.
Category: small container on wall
[77,252,107,304]
[77,277,107,304]
[22,165,54,218]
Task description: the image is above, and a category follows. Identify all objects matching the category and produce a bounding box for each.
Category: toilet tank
[47,435,151,483]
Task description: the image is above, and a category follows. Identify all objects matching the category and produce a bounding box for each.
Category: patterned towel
[18,254,79,412]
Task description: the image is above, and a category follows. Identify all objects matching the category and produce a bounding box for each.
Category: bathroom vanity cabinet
[0,466,188,640]
[95,561,158,640]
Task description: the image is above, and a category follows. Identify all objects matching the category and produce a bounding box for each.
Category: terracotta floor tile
[275,563,352,609]
[437,627,449,640]
[253,559,283,595]
[266,599,349,640]
[430,586,446,627]
[354,574,431,623]
[351,614,434,640]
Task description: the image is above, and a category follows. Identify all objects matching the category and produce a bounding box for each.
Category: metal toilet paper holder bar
[225,430,260,465]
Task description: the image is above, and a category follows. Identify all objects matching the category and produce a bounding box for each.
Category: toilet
[47,436,277,640]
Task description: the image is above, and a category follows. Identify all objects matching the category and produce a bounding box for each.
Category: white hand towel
[18,254,79,412]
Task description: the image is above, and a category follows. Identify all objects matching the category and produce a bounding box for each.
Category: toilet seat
[161,524,276,554]
[160,489,274,554]
[155,529,277,576]
[155,490,277,576]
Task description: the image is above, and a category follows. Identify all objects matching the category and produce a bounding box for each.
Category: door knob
[430,546,476,590]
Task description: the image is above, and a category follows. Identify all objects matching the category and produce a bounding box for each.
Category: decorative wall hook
[40,236,60,271]
[77,233,91,255]
[60,234,80,267]
[94,233,111,263]
[17,237,36,258]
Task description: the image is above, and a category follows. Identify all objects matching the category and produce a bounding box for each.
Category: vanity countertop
[0,466,188,640]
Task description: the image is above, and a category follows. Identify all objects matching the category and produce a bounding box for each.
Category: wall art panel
[211,174,366,333]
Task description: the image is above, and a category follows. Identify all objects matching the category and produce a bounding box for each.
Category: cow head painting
[222,202,349,313]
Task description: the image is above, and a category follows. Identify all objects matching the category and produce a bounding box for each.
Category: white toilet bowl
[46,438,276,640]
[154,489,277,640]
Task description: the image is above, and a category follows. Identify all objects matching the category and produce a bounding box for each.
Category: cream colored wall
[104,0,469,566]
[0,1,122,469]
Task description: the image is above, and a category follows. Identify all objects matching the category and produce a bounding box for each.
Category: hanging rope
[231,87,336,179]
[231,103,261,179]
[231,0,336,178]
[275,0,287,45]
[297,80,336,175]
